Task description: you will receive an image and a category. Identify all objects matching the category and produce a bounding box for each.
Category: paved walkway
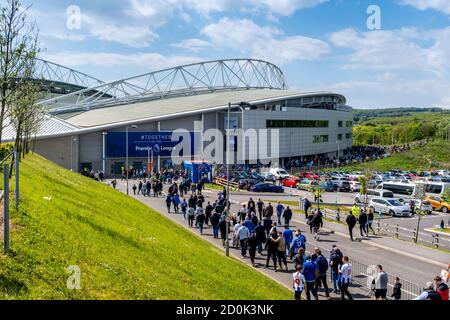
[111,180,372,300]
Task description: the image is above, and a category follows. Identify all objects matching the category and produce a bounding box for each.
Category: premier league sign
[106,132,194,158]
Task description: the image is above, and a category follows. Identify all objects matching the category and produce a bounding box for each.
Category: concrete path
[110,180,373,300]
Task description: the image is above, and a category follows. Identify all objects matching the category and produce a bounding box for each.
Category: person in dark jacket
[310,212,322,241]
[358,209,368,238]
[304,198,311,219]
[367,207,375,234]
[210,211,221,239]
[391,277,402,300]
[265,230,278,270]
[283,206,293,227]
[205,202,213,226]
[218,217,229,247]
[346,211,357,241]
[165,195,172,213]
[247,231,259,267]
[254,222,266,254]
[314,249,330,299]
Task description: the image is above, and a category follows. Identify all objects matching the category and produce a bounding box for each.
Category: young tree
[0,0,40,143]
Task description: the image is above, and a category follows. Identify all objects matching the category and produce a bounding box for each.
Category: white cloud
[171,38,211,52]
[329,27,450,76]
[128,0,328,18]
[200,18,329,64]
[399,0,450,15]
[44,52,203,70]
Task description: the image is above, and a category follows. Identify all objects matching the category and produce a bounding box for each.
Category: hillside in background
[336,139,450,172]
[352,109,450,146]
[0,154,290,300]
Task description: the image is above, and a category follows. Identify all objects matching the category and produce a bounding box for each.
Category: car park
[424,195,450,213]
[251,183,284,193]
[369,198,412,217]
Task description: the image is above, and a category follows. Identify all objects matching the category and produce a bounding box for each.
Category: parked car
[269,167,290,180]
[296,179,318,191]
[251,183,284,193]
[319,181,339,192]
[260,172,277,182]
[282,177,301,188]
[424,195,450,213]
[369,198,412,217]
[250,172,265,182]
[337,181,351,192]
[411,199,433,215]
[349,181,361,192]
[303,172,319,180]
[354,189,395,204]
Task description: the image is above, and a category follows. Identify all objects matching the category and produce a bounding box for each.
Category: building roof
[63,89,347,128]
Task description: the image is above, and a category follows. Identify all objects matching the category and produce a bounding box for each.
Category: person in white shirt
[339,256,353,300]
[237,224,250,257]
[239,205,249,222]
[293,265,306,300]
[233,222,242,248]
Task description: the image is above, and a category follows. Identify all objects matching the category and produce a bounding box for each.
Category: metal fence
[319,208,450,251]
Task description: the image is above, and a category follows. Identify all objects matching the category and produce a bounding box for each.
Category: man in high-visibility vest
[352,203,360,218]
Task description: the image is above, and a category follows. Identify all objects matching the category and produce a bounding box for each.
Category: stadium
[4,58,353,176]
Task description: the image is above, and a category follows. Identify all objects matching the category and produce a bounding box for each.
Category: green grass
[0,153,290,300]
[332,139,450,172]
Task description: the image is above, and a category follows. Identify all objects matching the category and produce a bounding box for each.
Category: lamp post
[102,132,108,174]
[126,125,138,195]
[225,101,250,257]
[71,137,78,172]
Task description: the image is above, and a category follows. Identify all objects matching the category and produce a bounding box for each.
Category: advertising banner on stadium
[106,132,195,158]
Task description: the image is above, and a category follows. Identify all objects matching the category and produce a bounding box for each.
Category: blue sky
[24,0,450,109]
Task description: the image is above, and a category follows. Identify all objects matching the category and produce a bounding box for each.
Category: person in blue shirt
[276,202,285,225]
[314,249,330,299]
[302,255,319,300]
[243,216,254,233]
[282,225,294,256]
[289,230,305,259]
[172,193,180,213]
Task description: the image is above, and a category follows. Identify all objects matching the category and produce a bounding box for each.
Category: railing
[213,177,240,191]
[319,208,450,250]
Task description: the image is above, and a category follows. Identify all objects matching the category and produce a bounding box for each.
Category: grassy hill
[335,139,450,172]
[0,154,290,300]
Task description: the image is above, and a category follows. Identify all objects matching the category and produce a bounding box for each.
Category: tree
[0,0,40,143]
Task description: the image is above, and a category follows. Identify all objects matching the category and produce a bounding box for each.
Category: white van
[269,167,290,180]
[421,182,450,197]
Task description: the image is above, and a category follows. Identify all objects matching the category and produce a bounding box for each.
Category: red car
[282,177,300,188]
[304,172,319,180]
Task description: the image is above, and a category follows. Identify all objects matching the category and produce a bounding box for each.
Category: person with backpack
[302,255,319,300]
[293,265,306,301]
[346,211,357,241]
[314,249,330,299]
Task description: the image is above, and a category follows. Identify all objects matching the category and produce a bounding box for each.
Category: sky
[21,0,450,109]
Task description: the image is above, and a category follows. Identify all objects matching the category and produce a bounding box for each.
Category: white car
[369,198,412,217]
[411,199,433,215]
[349,181,361,192]
[269,167,290,180]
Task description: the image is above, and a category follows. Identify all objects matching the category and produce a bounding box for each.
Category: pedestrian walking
[367,207,375,234]
[329,246,343,294]
[358,209,368,238]
[293,265,306,301]
[276,231,288,271]
[302,255,319,300]
[314,249,330,299]
[247,231,259,267]
[303,198,311,219]
[276,202,284,225]
[391,277,402,300]
[283,206,293,227]
[187,206,195,227]
[265,229,278,270]
[237,224,250,257]
[339,256,353,300]
[373,265,388,300]
[257,199,264,221]
[165,194,172,213]
[195,207,206,234]
[346,211,357,241]
[210,211,221,239]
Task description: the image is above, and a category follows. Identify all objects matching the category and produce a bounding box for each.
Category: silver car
[369,198,412,217]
